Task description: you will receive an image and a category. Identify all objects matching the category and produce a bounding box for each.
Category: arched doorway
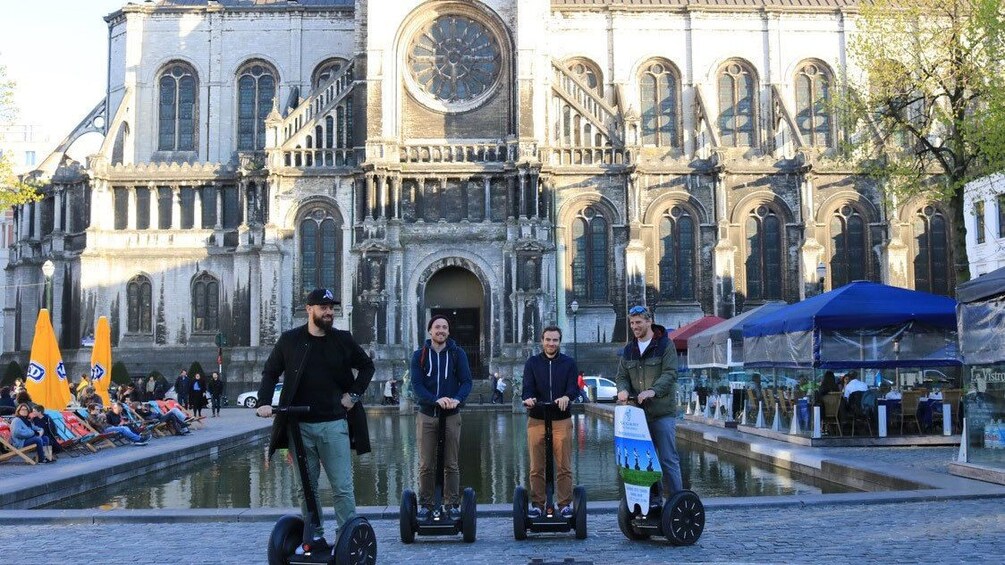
[423,266,484,378]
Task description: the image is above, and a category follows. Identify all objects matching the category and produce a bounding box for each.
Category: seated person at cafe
[131,401,190,435]
[842,371,868,399]
[814,370,839,406]
[749,373,765,404]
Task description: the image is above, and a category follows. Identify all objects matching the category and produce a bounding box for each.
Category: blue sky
[1,1,126,153]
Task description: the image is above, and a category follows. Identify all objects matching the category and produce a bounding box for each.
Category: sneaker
[416,505,433,520]
[448,505,462,520]
[527,507,542,519]
[560,505,574,518]
[132,441,148,446]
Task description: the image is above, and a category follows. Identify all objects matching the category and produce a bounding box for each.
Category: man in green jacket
[615,305,682,499]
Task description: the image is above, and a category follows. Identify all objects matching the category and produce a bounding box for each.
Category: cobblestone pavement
[2,497,1003,564]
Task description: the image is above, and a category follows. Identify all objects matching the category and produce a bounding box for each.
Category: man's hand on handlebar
[555,396,570,411]
[436,397,458,410]
[617,391,629,404]
[523,398,536,408]
[637,389,656,403]
[256,405,273,418]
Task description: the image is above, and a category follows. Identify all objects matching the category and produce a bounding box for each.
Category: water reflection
[45,413,853,509]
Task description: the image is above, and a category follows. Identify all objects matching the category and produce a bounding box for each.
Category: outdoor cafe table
[879,392,943,433]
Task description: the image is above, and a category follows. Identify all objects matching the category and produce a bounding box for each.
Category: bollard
[812,406,822,439]
[943,403,952,436]
[739,398,748,426]
[788,408,801,435]
[755,401,765,428]
[771,403,781,431]
[702,401,711,419]
[685,400,692,415]
[878,405,887,437]
[957,418,968,462]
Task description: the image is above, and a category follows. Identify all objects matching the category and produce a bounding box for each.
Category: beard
[312,310,334,332]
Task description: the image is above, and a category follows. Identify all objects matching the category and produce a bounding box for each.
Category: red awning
[667,315,726,351]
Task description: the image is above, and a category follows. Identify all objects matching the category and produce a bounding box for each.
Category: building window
[158,62,197,152]
[913,206,949,295]
[658,206,695,301]
[114,189,128,230]
[718,61,757,147]
[407,14,501,104]
[745,205,783,300]
[640,61,680,147]
[974,200,986,244]
[312,58,349,90]
[192,272,219,332]
[222,186,241,229]
[127,275,152,334]
[571,206,608,303]
[299,209,341,301]
[135,188,150,230]
[24,151,36,167]
[180,188,195,229]
[999,194,1005,238]
[237,62,276,151]
[201,186,217,228]
[157,187,172,229]
[830,205,867,287]
[795,61,833,147]
[566,58,603,96]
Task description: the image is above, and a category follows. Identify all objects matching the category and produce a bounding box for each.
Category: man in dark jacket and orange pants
[521,325,580,518]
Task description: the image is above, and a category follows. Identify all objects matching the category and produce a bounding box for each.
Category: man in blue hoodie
[521,325,580,518]
[410,315,472,520]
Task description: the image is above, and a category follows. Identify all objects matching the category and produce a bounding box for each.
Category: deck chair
[821,392,844,436]
[122,403,170,437]
[43,410,96,455]
[62,411,121,450]
[161,399,204,428]
[73,409,131,446]
[0,420,38,465]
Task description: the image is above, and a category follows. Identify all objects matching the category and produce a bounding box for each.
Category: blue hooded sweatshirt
[410,338,472,417]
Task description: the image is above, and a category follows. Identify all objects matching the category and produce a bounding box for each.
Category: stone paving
[3,408,1005,563]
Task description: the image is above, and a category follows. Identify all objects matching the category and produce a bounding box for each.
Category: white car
[583,376,618,402]
[237,383,281,408]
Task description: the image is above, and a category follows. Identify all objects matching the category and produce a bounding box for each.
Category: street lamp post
[570,300,579,361]
[41,259,55,311]
[815,261,827,296]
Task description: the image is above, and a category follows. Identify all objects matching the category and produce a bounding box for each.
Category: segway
[513,401,587,540]
[267,406,377,564]
[399,406,477,543]
[614,400,704,546]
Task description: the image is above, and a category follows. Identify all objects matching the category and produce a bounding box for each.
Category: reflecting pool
[45,412,855,509]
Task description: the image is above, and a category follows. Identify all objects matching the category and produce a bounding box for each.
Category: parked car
[583,376,618,402]
[237,383,281,408]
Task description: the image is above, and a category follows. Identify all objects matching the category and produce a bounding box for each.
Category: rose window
[407,15,501,106]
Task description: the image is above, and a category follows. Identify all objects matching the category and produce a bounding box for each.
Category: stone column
[392,176,401,220]
[365,174,375,220]
[172,186,182,229]
[518,171,527,218]
[126,187,137,230]
[149,183,160,230]
[53,189,63,233]
[483,177,492,222]
[33,200,42,239]
[531,172,540,218]
[215,184,223,230]
[194,186,203,229]
[416,178,425,221]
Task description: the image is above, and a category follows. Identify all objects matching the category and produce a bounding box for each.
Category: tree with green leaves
[841,0,1005,285]
[0,58,40,209]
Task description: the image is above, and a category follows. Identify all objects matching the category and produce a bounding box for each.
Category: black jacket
[208,379,224,397]
[521,352,579,421]
[257,324,375,457]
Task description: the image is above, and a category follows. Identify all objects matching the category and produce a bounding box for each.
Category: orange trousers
[527,417,573,508]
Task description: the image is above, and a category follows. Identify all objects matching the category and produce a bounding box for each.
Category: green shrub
[111,361,131,385]
[2,361,24,386]
[188,361,206,378]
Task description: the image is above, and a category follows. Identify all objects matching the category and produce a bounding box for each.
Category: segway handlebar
[270,405,311,414]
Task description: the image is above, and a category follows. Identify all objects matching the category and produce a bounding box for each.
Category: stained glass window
[718,62,756,147]
[158,63,197,151]
[237,62,276,151]
[640,61,679,147]
[408,15,501,104]
[745,205,783,300]
[658,207,695,300]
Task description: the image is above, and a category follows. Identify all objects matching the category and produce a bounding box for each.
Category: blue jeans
[106,425,142,442]
[648,415,683,497]
[22,435,49,455]
[288,419,355,538]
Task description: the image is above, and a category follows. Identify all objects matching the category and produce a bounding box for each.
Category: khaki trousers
[416,411,462,506]
[527,417,573,508]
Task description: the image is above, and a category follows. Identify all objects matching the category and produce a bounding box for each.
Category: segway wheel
[334,516,377,565]
[661,490,704,546]
[617,498,649,541]
[399,489,417,544]
[573,485,587,540]
[267,514,304,565]
[461,487,477,543]
[512,486,528,540]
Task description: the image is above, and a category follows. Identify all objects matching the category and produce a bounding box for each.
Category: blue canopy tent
[687,301,788,369]
[742,281,960,369]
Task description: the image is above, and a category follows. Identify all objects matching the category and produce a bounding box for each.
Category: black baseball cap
[306,288,339,306]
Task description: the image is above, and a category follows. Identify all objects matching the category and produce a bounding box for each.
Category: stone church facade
[3,0,955,384]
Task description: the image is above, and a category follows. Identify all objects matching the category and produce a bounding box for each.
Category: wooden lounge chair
[161,400,204,428]
[43,410,95,455]
[0,420,38,465]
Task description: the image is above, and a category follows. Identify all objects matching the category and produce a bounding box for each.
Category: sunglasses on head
[628,305,650,316]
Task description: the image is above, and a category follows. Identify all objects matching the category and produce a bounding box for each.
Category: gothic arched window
[127,275,152,334]
[795,61,833,147]
[312,58,349,90]
[566,58,603,96]
[718,61,757,147]
[830,205,867,288]
[299,208,341,302]
[191,272,220,332]
[571,207,608,303]
[914,206,950,295]
[237,61,277,151]
[640,61,680,147]
[407,15,502,105]
[158,62,198,151]
[745,205,783,300]
[658,206,695,301]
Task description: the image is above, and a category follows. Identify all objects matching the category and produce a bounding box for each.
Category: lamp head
[42,260,55,279]
[570,300,579,313]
